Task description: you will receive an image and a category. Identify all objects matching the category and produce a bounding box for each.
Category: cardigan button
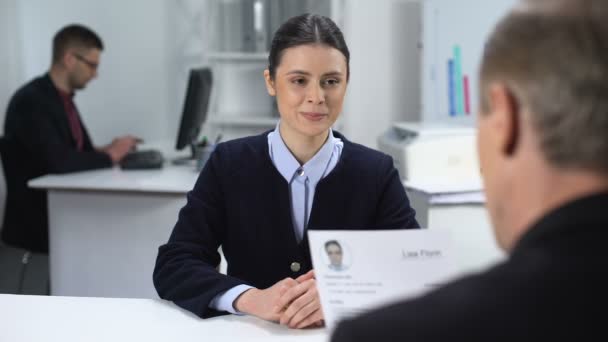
[290,262,301,273]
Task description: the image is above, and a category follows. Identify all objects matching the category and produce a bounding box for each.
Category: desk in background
[0,294,327,342]
[406,180,506,274]
[27,162,504,298]
[28,165,201,298]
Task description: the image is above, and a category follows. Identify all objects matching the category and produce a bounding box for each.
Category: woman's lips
[300,112,328,121]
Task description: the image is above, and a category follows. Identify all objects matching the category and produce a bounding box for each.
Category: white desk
[0,294,328,342]
[28,165,200,298]
[405,181,506,274]
[26,163,504,298]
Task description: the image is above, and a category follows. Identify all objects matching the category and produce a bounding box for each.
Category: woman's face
[264,44,348,141]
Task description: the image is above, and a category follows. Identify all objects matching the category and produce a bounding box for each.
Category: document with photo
[308,229,458,331]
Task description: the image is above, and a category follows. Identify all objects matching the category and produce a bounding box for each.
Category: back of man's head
[52,24,104,65]
[480,0,608,174]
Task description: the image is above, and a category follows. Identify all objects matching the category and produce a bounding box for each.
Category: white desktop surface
[0,294,328,342]
[405,181,505,274]
[26,164,202,298]
[28,164,200,194]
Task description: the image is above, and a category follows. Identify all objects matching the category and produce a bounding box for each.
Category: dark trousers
[0,243,49,295]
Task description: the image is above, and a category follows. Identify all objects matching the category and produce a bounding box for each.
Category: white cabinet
[205,51,278,141]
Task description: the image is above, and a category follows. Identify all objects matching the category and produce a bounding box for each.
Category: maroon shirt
[57,89,84,151]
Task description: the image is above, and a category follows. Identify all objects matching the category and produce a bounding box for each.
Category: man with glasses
[2,24,138,256]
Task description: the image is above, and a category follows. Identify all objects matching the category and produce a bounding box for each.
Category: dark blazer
[1,74,112,253]
[153,132,420,318]
[331,192,608,341]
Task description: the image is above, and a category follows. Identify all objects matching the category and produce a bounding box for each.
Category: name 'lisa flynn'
[402,249,443,259]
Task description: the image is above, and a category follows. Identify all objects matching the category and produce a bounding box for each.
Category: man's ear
[487,83,520,156]
[263,69,276,97]
[62,50,76,69]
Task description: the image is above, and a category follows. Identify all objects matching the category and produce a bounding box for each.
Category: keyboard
[119,149,164,170]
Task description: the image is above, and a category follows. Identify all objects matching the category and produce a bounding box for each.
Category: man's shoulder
[332,263,519,341]
[10,74,54,105]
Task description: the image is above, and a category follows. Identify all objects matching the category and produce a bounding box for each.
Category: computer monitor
[174,67,212,162]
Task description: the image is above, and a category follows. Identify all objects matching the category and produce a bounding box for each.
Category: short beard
[68,74,86,91]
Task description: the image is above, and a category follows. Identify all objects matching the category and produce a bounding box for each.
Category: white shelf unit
[205,50,278,141]
[207,52,268,62]
[208,114,278,127]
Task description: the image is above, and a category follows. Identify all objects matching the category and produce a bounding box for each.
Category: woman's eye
[323,79,340,86]
[292,78,306,85]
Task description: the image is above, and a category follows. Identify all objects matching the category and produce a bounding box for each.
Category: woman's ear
[263,69,276,96]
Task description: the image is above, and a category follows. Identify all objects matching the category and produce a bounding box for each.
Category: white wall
[3,0,518,151]
[421,0,516,122]
[0,0,24,230]
[17,0,173,145]
[341,0,516,149]
[341,0,423,148]
[0,0,23,129]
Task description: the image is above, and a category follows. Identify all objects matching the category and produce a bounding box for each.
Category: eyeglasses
[73,53,99,70]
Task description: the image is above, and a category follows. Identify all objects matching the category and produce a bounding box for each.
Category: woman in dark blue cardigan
[153,13,419,329]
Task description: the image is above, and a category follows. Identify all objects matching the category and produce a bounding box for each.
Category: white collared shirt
[267,123,343,241]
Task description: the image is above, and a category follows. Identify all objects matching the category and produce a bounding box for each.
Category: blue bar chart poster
[447,45,471,116]
[421,0,518,121]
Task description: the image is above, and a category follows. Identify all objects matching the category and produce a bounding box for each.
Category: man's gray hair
[480,0,608,173]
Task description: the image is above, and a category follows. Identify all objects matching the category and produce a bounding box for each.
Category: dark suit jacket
[331,192,608,341]
[1,74,112,253]
[153,132,420,318]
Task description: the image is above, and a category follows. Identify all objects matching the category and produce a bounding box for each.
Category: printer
[378,121,480,183]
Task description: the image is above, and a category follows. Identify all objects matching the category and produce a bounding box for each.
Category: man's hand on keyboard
[102,135,141,164]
